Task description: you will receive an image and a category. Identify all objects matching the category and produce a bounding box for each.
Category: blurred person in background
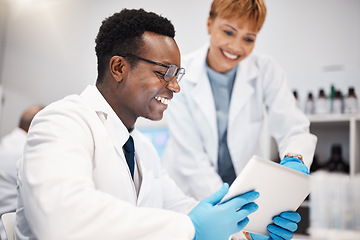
[0,105,44,239]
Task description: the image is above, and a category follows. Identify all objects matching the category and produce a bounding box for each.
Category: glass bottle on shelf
[310,154,322,173]
[293,90,301,109]
[331,90,343,114]
[304,92,315,115]
[329,84,335,112]
[344,87,358,114]
[323,144,349,174]
[315,89,328,114]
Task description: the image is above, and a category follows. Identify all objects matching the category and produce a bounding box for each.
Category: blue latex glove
[250,211,301,240]
[280,157,309,175]
[188,183,259,240]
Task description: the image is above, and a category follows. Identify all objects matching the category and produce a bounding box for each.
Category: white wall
[0,1,7,77]
[0,0,359,136]
[254,0,360,105]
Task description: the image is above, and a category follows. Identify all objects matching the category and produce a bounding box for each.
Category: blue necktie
[123,136,135,179]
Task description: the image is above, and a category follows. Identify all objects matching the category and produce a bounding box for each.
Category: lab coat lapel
[192,72,217,138]
[132,132,158,207]
[80,85,137,202]
[102,117,138,201]
[100,110,128,159]
[228,57,257,123]
[187,48,217,143]
[136,161,153,206]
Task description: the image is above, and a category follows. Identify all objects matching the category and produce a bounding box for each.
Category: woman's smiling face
[207,16,259,73]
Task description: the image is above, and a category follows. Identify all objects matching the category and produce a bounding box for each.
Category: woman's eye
[244,37,255,43]
[224,30,234,36]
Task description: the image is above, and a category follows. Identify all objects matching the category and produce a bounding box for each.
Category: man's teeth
[155,96,170,105]
[223,50,238,60]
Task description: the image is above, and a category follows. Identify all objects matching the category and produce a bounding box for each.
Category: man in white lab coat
[15,8,265,240]
[0,105,43,240]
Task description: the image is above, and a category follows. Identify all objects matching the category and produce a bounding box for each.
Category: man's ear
[109,56,128,82]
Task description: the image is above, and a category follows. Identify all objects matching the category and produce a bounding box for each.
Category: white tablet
[220,155,311,235]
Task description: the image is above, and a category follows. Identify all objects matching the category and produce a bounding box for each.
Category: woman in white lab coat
[163,0,317,201]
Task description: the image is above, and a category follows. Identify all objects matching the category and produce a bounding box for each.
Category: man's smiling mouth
[155,96,170,105]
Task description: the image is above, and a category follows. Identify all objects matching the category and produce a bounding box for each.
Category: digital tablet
[220,155,311,235]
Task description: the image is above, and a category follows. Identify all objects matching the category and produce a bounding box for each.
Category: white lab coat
[16,85,197,240]
[0,128,26,214]
[0,128,27,240]
[162,45,317,200]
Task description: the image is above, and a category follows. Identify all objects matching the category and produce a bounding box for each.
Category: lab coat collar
[0,127,27,150]
[183,44,259,143]
[81,85,145,201]
[80,85,130,152]
[185,44,209,84]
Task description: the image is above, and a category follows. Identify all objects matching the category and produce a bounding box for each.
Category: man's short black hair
[95,8,175,82]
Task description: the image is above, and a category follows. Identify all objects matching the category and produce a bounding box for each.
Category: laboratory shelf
[309,114,360,176]
[307,113,360,123]
[268,114,360,176]
[267,114,360,236]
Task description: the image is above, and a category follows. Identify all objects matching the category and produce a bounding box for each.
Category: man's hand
[188,183,259,240]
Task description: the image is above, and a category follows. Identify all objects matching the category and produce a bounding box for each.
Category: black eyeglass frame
[120,53,185,83]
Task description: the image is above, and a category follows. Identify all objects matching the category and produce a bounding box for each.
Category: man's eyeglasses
[120,54,185,83]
